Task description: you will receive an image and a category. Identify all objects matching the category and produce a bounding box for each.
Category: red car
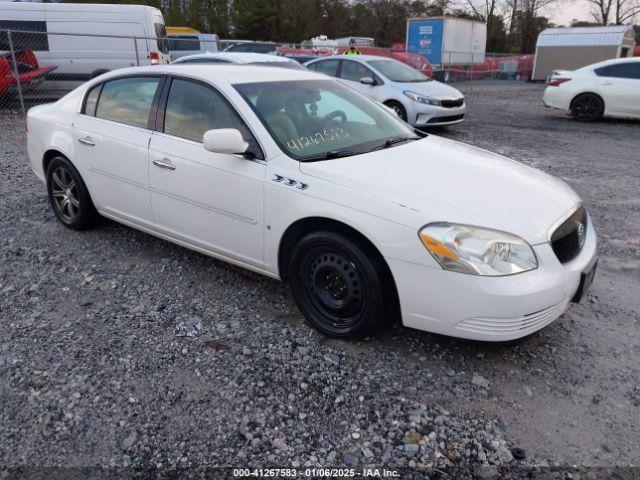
[0,49,56,97]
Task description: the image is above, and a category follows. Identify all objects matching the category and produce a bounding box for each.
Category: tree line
[61,0,639,53]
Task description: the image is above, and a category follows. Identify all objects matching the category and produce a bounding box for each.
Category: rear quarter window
[83,84,102,116]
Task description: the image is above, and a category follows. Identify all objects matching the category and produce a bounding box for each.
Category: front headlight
[419,223,538,276]
[403,91,441,106]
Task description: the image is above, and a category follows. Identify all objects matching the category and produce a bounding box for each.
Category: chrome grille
[441,98,464,108]
[550,206,587,264]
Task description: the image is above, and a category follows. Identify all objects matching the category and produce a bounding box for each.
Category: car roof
[580,55,640,71]
[309,55,397,63]
[104,64,326,85]
[175,52,293,64]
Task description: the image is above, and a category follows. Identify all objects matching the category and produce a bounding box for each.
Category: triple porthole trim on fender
[272,174,309,190]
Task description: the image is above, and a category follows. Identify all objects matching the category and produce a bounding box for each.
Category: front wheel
[571,93,604,122]
[46,156,99,230]
[288,231,392,338]
[384,101,407,122]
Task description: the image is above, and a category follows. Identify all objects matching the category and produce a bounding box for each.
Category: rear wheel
[288,231,392,338]
[384,101,407,122]
[46,156,99,230]
[571,93,604,122]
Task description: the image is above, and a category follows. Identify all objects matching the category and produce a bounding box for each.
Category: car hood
[397,80,463,99]
[299,135,580,245]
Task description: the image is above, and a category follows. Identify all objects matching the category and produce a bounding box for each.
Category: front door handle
[78,137,95,146]
[152,158,176,171]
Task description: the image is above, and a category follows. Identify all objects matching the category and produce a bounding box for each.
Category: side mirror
[203,128,248,155]
[360,76,375,86]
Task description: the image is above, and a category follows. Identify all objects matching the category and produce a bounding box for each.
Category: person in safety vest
[343,38,361,55]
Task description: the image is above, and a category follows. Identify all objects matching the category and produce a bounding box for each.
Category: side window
[341,60,373,82]
[595,63,639,79]
[167,35,200,51]
[95,76,160,128]
[83,84,102,116]
[0,20,49,51]
[313,60,340,77]
[154,23,168,54]
[164,78,251,144]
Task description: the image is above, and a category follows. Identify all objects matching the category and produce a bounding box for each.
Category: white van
[167,33,218,62]
[0,2,169,86]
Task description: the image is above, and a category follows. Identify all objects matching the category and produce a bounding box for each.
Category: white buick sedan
[27,65,597,341]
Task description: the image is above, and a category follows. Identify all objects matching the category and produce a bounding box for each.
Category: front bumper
[387,216,597,341]
[409,103,466,127]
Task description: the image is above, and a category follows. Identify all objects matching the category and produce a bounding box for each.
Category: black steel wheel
[46,156,98,230]
[571,93,604,122]
[289,231,392,338]
[384,101,407,122]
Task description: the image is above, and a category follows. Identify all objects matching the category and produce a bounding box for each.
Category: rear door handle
[152,158,176,171]
[601,81,613,86]
[78,137,95,146]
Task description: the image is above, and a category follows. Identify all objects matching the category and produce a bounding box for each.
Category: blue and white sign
[407,19,444,65]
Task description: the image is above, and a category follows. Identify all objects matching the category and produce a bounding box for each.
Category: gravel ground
[1,81,639,479]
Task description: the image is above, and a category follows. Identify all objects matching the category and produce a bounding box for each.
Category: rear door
[307,59,340,79]
[73,75,163,226]
[596,62,640,117]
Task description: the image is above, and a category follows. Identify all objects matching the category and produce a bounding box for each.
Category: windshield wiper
[303,150,359,161]
[371,136,419,151]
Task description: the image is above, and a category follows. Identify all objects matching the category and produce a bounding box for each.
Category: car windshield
[368,59,431,82]
[234,80,419,161]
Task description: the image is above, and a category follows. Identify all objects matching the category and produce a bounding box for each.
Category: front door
[339,59,382,101]
[148,77,266,266]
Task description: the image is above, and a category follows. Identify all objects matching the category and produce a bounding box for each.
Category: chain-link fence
[1,28,533,117]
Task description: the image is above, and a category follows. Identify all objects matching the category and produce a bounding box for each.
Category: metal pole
[7,30,27,118]
[133,37,140,66]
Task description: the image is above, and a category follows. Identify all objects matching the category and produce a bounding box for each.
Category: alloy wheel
[573,95,601,121]
[50,166,80,222]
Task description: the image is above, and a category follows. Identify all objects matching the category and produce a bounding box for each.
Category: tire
[571,93,604,122]
[384,100,407,122]
[46,156,99,230]
[288,231,392,338]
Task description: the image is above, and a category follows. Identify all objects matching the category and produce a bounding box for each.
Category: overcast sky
[543,0,596,26]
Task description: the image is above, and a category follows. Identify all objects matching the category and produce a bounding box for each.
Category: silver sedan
[305,55,465,127]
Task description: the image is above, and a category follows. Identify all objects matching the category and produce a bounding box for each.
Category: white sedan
[543,57,640,122]
[27,65,597,341]
[305,55,465,127]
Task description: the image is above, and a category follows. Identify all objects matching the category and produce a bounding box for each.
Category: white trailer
[406,17,486,80]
